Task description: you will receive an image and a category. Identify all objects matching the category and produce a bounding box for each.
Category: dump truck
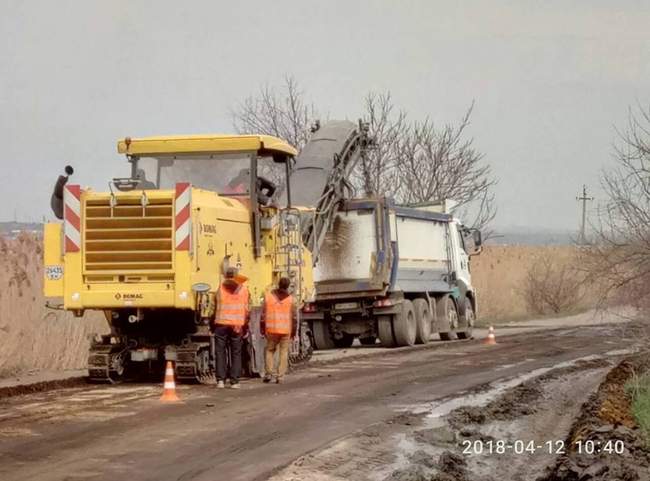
[302,198,483,348]
[284,120,484,349]
[44,134,316,383]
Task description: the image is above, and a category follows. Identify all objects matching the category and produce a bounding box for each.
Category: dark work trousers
[214,324,243,384]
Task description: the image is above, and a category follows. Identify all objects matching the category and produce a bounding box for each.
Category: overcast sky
[1,1,648,231]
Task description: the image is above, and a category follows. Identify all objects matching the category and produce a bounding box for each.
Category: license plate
[335,302,359,310]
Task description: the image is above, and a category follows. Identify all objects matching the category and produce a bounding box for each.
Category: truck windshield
[135,154,257,194]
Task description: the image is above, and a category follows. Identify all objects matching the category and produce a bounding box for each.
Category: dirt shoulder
[539,355,650,481]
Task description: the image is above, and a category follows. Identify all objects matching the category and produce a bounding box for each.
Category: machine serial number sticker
[45,266,63,280]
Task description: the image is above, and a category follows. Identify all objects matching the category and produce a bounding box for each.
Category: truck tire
[393,300,417,347]
[377,315,395,347]
[359,336,377,346]
[413,298,432,344]
[333,333,354,348]
[312,320,336,350]
[457,297,475,340]
[437,295,458,341]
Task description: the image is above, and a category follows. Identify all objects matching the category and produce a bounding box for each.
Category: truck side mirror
[470,229,483,256]
[472,229,482,247]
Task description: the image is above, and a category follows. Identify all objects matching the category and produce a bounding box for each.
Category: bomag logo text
[122,293,144,300]
[202,224,217,234]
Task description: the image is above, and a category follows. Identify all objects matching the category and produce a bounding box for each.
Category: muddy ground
[271,350,649,481]
[1,323,646,481]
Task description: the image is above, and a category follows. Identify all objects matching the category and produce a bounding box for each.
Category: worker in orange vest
[261,277,297,384]
[214,267,250,389]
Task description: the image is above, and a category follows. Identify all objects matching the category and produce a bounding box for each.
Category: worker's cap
[224,267,248,285]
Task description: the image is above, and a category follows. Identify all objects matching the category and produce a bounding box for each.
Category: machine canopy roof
[117,134,297,159]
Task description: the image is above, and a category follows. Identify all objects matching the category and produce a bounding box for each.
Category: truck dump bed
[314,199,453,300]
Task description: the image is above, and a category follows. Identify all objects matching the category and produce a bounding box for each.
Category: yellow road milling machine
[44,134,315,383]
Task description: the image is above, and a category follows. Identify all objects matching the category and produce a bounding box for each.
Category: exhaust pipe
[50,165,74,219]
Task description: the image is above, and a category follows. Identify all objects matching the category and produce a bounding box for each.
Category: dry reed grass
[0,234,106,376]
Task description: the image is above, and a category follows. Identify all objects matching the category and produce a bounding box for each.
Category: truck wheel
[312,320,336,350]
[437,295,458,341]
[377,315,395,347]
[393,300,417,347]
[413,298,432,344]
[359,336,377,346]
[333,333,354,348]
[457,297,475,340]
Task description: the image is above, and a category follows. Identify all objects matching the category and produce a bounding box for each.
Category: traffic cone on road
[160,361,181,402]
[484,326,497,345]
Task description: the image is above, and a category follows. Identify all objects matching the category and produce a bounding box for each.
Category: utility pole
[576,185,594,245]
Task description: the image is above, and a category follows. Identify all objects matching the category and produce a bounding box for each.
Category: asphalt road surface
[0,322,637,481]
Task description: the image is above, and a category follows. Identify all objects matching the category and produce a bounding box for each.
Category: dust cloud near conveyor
[284,120,372,264]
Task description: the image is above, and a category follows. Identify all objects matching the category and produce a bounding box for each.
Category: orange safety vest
[264,290,293,335]
[216,284,249,327]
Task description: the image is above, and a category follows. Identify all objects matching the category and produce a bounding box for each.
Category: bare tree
[231,77,497,231]
[393,104,497,231]
[580,104,650,312]
[231,75,318,151]
[354,92,407,197]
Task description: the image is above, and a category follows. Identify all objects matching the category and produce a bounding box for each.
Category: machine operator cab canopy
[116,134,297,206]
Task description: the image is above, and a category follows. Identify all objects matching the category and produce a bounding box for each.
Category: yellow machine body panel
[43,222,65,298]
[117,134,298,157]
[43,177,314,311]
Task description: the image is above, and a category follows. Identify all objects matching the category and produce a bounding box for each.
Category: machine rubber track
[175,342,213,384]
[88,343,128,383]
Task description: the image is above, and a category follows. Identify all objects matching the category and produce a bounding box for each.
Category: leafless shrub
[579,104,650,315]
[523,254,583,315]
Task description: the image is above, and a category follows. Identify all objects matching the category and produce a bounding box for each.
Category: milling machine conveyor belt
[288,120,371,263]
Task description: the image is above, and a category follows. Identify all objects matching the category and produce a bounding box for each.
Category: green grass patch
[625,371,650,445]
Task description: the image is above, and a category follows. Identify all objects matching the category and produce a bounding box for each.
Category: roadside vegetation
[0,234,106,377]
[580,104,650,317]
[626,370,650,446]
[522,251,585,315]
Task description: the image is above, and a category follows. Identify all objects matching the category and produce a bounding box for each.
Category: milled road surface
[0,323,638,481]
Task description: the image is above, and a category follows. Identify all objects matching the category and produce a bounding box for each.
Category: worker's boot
[263,375,273,383]
[230,381,240,390]
[275,377,283,384]
[216,380,225,389]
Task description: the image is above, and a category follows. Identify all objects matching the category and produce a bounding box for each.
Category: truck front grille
[83,197,174,275]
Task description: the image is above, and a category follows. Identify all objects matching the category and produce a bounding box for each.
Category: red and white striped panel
[64,184,81,253]
[175,183,191,251]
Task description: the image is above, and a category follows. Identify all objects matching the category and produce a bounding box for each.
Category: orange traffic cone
[160,361,181,402]
[484,326,497,345]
